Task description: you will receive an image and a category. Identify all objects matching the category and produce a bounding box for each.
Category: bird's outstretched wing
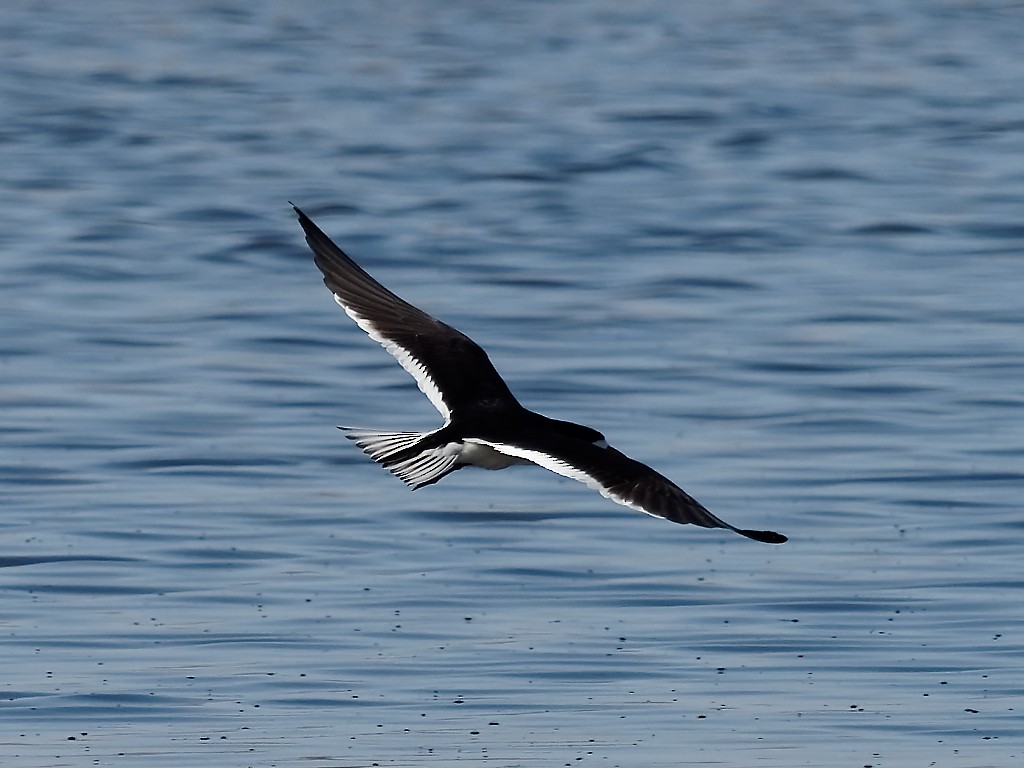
[467,435,787,543]
[295,206,519,421]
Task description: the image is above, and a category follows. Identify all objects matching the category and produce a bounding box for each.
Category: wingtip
[739,529,788,544]
[292,204,331,246]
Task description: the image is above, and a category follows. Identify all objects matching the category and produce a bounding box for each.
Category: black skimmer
[295,206,786,544]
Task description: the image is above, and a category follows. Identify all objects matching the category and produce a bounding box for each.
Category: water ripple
[2,2,1022,766]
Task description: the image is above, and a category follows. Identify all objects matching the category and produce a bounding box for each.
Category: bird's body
[295,206,786,544]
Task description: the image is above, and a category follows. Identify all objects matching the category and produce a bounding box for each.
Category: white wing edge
[334,294,451,422]
[465,438,655,518]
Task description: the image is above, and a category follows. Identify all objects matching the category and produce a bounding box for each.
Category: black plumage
[295,205,786,544]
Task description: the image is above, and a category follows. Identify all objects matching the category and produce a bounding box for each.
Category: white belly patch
[454,441,532,470]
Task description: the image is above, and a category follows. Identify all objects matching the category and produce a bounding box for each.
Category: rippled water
[3,1,1023,766]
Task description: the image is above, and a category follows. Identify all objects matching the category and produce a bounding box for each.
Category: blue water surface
[2,1,1023,766]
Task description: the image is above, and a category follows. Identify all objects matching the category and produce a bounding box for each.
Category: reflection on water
[2,1,1023,766]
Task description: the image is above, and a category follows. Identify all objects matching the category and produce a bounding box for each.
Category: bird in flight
[294,206,786,544]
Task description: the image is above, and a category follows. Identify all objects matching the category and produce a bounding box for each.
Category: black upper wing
[295,206,520,420]
[467,433,787,543]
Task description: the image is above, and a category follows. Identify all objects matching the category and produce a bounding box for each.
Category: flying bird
[295,206,786,544]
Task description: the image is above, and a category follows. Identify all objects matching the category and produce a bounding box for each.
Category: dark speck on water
[2,1,1023,767]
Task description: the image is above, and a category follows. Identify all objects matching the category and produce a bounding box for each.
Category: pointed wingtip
[739,529,788,544]
[292,205,333,250]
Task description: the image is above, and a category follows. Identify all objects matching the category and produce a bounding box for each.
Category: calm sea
[2,1,1023,766]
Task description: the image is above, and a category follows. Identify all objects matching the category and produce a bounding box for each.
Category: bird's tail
[339,427,460,489]
[340,427,425,462]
